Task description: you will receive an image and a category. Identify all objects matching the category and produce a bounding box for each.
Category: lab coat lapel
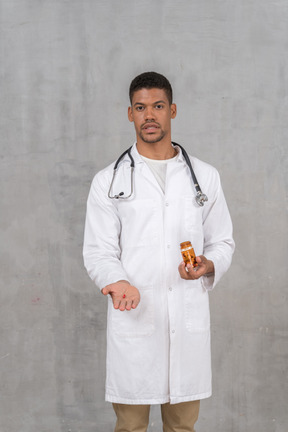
[131,143,165,196]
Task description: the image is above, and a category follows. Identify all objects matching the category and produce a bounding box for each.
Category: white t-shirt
[142,152,179,193]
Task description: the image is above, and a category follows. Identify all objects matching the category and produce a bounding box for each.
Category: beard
[138,128,166,144]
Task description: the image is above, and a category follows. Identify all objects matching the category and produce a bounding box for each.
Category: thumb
[101,287,110,295]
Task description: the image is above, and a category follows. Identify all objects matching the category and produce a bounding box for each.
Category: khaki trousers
[112,400,200,432]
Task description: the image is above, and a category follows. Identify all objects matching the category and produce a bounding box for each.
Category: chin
[141,133,166,144]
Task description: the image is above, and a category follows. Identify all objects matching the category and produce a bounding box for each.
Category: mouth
[142,123,160,132]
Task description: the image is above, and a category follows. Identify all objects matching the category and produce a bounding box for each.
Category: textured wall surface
[0,1,287,431]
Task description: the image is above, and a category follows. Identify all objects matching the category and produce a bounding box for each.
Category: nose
[145,106,155,121]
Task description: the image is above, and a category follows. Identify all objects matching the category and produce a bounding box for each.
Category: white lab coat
[83,143,235,405]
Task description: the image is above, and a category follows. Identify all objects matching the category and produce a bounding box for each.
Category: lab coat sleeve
[201,169,235,291]
[83,172,129,290]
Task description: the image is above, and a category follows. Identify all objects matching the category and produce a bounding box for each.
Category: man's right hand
[101,280,140,311]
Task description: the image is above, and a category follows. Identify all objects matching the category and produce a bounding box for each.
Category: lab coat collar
[127,142,186,165]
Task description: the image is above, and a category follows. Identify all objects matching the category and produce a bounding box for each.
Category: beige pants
[112,400,200,432]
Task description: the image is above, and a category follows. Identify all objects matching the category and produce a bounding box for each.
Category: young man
[83,72,235,431]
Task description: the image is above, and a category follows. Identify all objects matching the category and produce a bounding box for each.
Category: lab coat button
[165,202,169,206]
[167,244,170,249]
[169,287,172,291]
[172,330,175,334]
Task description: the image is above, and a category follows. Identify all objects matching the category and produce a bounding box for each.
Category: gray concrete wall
[0,1,287,431]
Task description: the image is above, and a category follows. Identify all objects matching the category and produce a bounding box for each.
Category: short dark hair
[129,72,173,105]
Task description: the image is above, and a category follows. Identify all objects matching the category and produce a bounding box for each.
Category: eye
[135,106,144,111]
[155,104,164,109]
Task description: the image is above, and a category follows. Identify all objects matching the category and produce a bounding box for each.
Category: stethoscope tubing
[172,143,200,194]
[108,143,208,206]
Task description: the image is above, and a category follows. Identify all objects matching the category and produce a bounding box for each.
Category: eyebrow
[133,100,167,107]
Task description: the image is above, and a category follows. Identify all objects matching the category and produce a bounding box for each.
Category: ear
[128,106,134,122]
[170,103,177,119]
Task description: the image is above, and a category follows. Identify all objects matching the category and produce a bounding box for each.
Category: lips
[142,122,160,131]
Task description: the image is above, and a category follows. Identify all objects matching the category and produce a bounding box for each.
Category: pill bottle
[180,241,198,267]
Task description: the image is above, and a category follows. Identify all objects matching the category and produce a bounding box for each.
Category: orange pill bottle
[180,241,198,267]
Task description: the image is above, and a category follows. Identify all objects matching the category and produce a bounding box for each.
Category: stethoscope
[108,142,208,207]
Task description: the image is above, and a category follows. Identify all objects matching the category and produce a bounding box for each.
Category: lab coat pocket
[184,281,210,332]
[118,199,158,248]
[110,285,155,338]
[184,197,203,232]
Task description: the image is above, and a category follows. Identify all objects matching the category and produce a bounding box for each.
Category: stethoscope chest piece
[195,191,208,207]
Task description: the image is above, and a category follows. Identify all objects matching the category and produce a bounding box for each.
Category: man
[83,72,235,432]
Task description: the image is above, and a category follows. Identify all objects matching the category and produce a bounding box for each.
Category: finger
[101,287,109,295]
[178,262,189,279]
[198,254,208,263]
[119,299,127,311]
[178,261,185,272]
[195,256,205,269]
[125,300,133,311]
[185,265,198,280]
[187,263,206,280]
[186,264,198,274]
[113,297,121,309]
[131,296,140,309]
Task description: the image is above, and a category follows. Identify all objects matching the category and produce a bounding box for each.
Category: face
[128,88,177,145]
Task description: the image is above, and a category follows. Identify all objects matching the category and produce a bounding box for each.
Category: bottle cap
[180,241,192,249]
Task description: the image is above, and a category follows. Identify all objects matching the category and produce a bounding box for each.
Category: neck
[136,140,176,160]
